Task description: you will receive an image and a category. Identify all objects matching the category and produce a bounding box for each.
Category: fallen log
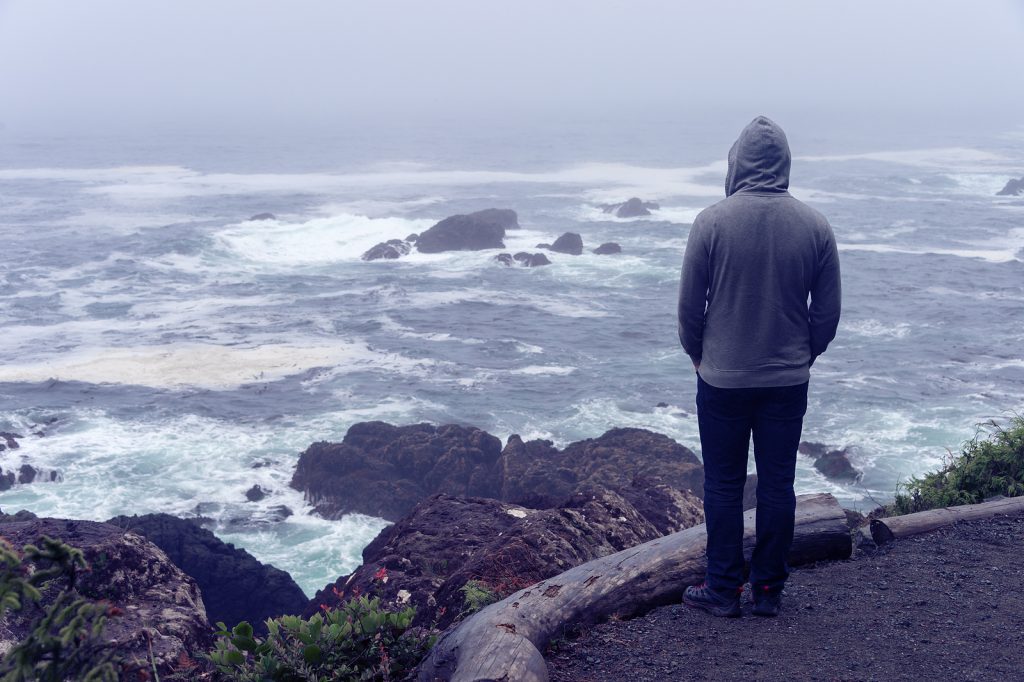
[417,492,850,682]
[870,495,1024,545]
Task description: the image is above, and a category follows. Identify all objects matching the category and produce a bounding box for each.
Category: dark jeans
[696,374,808,593]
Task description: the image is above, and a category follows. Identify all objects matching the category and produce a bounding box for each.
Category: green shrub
[891,415,1024,515]
[208,591,436,682]
[0,536,118,681]
[457,580,496,617]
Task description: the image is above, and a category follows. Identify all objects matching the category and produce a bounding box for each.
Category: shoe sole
[682,594,741,618]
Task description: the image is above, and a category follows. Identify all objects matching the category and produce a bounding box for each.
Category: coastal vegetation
[890,415,1024,515]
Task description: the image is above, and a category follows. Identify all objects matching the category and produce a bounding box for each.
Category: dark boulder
[493,253,515,267]
[107,513,308,632]
[405,233,419,242]
[291,422,504,521]
[536,242,551,249]
[17,464,60,484]
[361,238,412,261]
[0,431,21,450]
[996,177,1024,196]
[245,484,267,502]
[547,232,584,255]
[513,252,551,267]
[799,441,862,482]
[248,212,276,221]
[593,242,622,255]
[415,209,517,253]
[602,198,660,218]
[0,518,210,676]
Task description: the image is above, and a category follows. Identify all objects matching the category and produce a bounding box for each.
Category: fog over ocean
[1,119,1022,594]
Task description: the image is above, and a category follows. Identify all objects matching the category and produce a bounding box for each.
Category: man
[677,115,841,617]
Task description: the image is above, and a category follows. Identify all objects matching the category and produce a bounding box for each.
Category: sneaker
[751,584,782,617]
[683,582,741,618]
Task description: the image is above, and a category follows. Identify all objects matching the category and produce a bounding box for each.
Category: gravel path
[545,511,1024,681]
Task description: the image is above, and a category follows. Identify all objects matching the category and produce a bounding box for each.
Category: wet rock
[513,252,551,267]
[536,242,552,249]
[361,238,412,261]
[593,242,622,255]
[0,470,14,491]
[405,232,419,242]
[415,209,517,253]
[248,212,276,221]
[0,518,211,676]
[245,484,267,502]
[0,432,22,450]
[0,508,37,522]
[799,441,862,482]
[996,177,1024,196]
[548,232,584,255]
[602,197,660,218]
[107,513,307,633]
[493,253,515,266]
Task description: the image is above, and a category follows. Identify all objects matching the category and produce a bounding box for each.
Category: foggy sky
[1,0,1022,134]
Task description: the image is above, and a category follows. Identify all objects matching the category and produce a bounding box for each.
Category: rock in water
[415,209,517,253]
[996,177,1024,196]
[107,513,308,632]
[361,238,412,261]
[493,253,515,267]
[601,198,660,217]
[548,232,584,255]
[0,518,210,676]
[593,242,622,254]
[248,212,276,221]
[513,252,551,267]
[799,441,862,482]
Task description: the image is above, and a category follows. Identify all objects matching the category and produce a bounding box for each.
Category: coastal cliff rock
[291,424,705,521]
[0,518,210,677]
[305,481,702,630]
[799,441,862,482]
[546,232,584,255]
[996,177,1024,196]
[291,422,504,520]
[415,209,518,253]
[601,197,660,218]
[107,513,308,632]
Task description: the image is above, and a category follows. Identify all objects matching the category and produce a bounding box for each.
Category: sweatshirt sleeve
[808,226,842,359]
[677,219,709,364]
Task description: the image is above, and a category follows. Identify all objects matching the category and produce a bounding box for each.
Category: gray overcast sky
[1,0,1022,134]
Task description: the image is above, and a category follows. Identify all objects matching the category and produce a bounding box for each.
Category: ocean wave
[800,147,1012,171]
[843,319,912,339]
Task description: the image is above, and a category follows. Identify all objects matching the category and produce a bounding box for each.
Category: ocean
[1,119,1022,596]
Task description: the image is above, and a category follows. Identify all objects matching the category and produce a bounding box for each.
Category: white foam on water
[213,213,437,267]
[397,288,611,319]
[843,319,912,339]
[375,315,485,345]
[945,173,1020,197]
[575,204,703,225]
[838,241,1021,263]
[508,365,576,376]
[800,147,1012,171]
[0,339,440,390]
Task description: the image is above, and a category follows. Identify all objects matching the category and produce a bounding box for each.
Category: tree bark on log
[417,492,850,682]
[870,495,1024,545]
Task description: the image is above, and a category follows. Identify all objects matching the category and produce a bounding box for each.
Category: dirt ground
[545,511,1024,682]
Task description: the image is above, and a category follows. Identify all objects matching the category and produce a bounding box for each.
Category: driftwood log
[870,495,1024,545]
[417,492,851,682]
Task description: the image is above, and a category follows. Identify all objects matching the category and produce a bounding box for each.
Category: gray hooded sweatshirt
[678,116,841,388]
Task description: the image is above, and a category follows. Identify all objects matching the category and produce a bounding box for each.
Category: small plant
[208,574,436,682]
[0,535,119,681]
[458,580,496,616]
[890,415,1024,515]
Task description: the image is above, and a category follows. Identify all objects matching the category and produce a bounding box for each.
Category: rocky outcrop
[602,198,659,218]
[248,212,276,221]
[0,431,21,451]
[546,232,584,255]
[415,209,517,253]
[291,423,504,520]
[996,177,1024,196]
[291,423,706,522]
[106,513,308,632]
[497,428,704,508]
[494,252,551,267]
[0,518,210,676]
[305,481,702,630]
[799,442,862,482]
[593,242,622,255]
[361,238,413,261]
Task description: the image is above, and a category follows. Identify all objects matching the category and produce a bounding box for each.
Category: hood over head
[724,116,791,196]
